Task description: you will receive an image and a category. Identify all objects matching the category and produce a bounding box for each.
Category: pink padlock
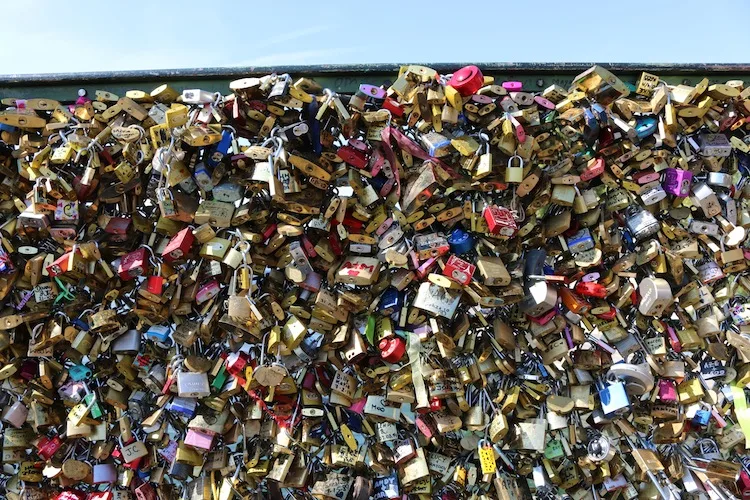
[1,399,28,428]
[502,81,523,92]
[534,95,556,110]
[92,463,117,484]
[657,379,678,403]
[195,280,220,305]
[184,428,214,451]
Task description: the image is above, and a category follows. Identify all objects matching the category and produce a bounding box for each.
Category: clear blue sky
[4,0,750,74]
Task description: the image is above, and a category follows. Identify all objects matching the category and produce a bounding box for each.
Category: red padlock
[337,145,368,169]
[483,205,517,236]
[416,414,437,438]
[594,307,617,321]
[118,247,148,281]
[738,470,750,498]
[379,336,406,363]
[429,397,443,412]
[447,65,484,97]
[46,250,81,278]
[135,481,157,500]
[443,255,476,286]
[262,223,277,240]
[161,226,194,262]
[225,352,248,377]
[580,157,605,181]
[382,97,404,117]
[54,491,87,500]
[575,281,608,298]
[528,308,557,325]
[86,493,113,500]
[146,275,164,295]
[36,435,63,460]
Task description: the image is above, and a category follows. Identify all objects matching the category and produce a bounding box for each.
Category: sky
[2,0,750,75]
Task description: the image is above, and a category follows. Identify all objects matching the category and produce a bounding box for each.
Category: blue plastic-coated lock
[378,287,403,316]
[347,413,363,433]
[369,175,387,191]
[69,364,92,381]
[591,103,608,124]
[693,410,711,426]
[72,318,90,331]
[567,228,595,254]
[145,325,170,343]
[206,129,233,167]
[305,101,322,156]
[582,108,600,145]
[448,228,474,255]
[194,163,213,192]
[523,249,547,280]
[622,229,635,251]
[635,116,658,139]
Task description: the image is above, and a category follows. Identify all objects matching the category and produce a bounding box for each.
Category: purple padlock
[663,168,693,197]
[657,379,678,403]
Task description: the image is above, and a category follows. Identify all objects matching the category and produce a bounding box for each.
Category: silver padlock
[520,281,558,317]
[111,329,141,354]
[638,277,673,316]
[639,181,666,205]
[177,371,211,398]
[625,205,660,241]
[691,182,722,217]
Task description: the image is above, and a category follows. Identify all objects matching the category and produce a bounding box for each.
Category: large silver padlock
[638,277,673,316]
[625,205,660,241]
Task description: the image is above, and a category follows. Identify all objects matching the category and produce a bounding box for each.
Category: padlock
[638,277,673,316]
[505,155,524,183]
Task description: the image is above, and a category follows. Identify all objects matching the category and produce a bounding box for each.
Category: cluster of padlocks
[0,63,749,499]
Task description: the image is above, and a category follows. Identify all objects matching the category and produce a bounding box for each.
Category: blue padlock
[170,396,198,417]
[567,228,595,254]
[145,325,171,343]
[582,108,600,145]
[369,175,387,192]
[693,409,711,426]
[72,318,90,331]
[194,162,213,192]
[635,116,657,140]
[378,287,403,316]
[591,103,608,124]
[206,129,233,167]
[69,364,92,381]
[622,229,635,251]
[448,228,474,255]
[305,101,322,156]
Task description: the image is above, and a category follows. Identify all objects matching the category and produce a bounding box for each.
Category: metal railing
[2,63,750,101]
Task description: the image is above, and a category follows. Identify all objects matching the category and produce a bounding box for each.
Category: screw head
[536,79,545,88]
[77,88,87,97]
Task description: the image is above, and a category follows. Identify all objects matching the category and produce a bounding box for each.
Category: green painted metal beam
[2,63,750,102]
